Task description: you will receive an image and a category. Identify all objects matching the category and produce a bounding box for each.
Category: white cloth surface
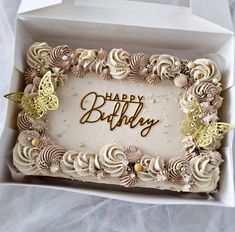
[0,1,235,231]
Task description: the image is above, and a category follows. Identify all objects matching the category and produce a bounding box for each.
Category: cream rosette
[74,151,100,176]
[137,155,166,181]
[190,58,221,83]
[99,144,129,177]
[13,143,40,175]
[155,54,181,79]
[190,155,220,192]
[26,42,52,70]
[107,48,130,79]
[60,150,79,178]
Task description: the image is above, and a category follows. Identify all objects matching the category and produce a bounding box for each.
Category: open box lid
[17,0,233,34]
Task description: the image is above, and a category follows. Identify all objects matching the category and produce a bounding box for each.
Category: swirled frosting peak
[190,155,220,192]
[99,144,129,177]
[156,54,181,79]
[26,42,52,70]
[74,151,100,176]
[60,150,78,178]
[13,143,40,175]
[37,145,66,174]
[190,58,221,83]
[107,48,130,79]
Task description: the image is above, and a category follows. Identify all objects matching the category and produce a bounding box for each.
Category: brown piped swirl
[120,166,137,187]
[26,42,52,70]
[71,64,86,77]
[97,48,108,61]
[99,67,112,80]
[123,145,143,163]
[17,111,46,134]
[187,81,222,107]
[173,74,189,89]
[128,53,149,82]
[18,130,41,148]
[37,145,66,174]
[167,158,191,183]
[24,68,41,85]
[49,45,73,70]
[146,73,161,85]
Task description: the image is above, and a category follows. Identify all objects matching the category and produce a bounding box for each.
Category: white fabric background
[0,1,235,231]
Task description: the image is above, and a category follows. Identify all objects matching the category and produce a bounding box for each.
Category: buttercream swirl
[74,151,100,176]
[24,68,41,85]
[182,136,196,153]
[60,150,78,178]
[99,67,112,80]
[99,144,129,177]
[187,81,222,105]
[49,45,73,70]
[107,48,130,79]
[71,64,86,77]
[190,155,220,192]
[128,53,149,82]
[173,74,189,88]
[190,58,221,83]
[13,143,40,175]
[17,111,46,134]
[146,73,161,85]
[37,145,66,174]
[26,42,52,70]
[156,54,181,79]
[120,166,137,187]
[209,151,224,167]
[167,158,191,183]
[18,130,41,148]
[137,155,166,181]
[123,145,143,163]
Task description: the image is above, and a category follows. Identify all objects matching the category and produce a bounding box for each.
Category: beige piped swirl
[137,155,166,181]
[190,155,220,192]
[190,58,221,83]
[128,53,149,82]
[200,150,224,167]
[37,145,66,175]
[182,136,196,154]
[74,151,100,177]
[156,54,181,79]
[123,145,143,163]
[17,111,46,134]
[13,143,40,175]
[18,130,41,148]
[107,48,130,80]
[26,42,52,70]
[49,45,73,70]
[60,150,78,178]
[99,144,129,177]
[167,158,191,183]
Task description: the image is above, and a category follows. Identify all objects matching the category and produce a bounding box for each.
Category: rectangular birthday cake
[6,42,234,193]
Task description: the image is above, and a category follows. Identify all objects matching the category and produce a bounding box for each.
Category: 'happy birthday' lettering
[80,92,159,137]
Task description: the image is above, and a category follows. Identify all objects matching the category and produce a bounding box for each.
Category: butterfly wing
[38,71,55,96]
[4,93,24,108]
[195,122,235,147]
[38,71,59,112]
[181,98,203,136]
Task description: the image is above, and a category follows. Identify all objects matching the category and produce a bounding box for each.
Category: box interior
[1,2,234,206]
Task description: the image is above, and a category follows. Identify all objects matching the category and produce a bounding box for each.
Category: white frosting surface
[47,73,184,158]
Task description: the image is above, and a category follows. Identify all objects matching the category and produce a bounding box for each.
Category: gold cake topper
[181,97,235,147]
[5,71,59,119]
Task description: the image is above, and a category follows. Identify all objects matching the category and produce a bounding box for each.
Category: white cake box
[0,0,235,206]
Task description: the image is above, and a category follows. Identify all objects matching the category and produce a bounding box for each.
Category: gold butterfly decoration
[5,71,59,119]
[181,97,235,147]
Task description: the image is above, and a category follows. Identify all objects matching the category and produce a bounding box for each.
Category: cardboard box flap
[191,0,234,33]
[18,0,62,14]
[18,0,233,34]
